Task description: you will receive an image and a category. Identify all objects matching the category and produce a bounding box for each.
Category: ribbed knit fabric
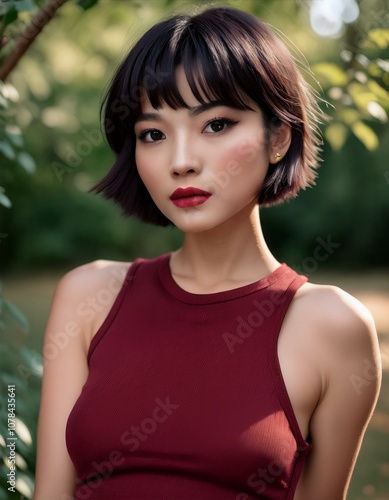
[66,252,311,499]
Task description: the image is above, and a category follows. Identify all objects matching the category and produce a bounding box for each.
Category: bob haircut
[91,6,324,226]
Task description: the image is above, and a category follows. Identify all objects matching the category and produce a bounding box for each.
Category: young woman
[33,6,381,500]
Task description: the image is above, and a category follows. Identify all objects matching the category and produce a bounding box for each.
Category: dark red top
[66,253,311,499]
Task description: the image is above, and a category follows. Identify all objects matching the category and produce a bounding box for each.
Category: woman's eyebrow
[135,100,229,123]
[190,100,227,116]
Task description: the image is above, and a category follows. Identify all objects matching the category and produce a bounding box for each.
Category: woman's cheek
[211,141,267,196]
[136,151,160,188]
[218,130,266,170]
[238,142,260,163]
[238,131,268,163]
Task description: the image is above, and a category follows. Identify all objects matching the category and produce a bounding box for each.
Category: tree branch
[0,0,69,81]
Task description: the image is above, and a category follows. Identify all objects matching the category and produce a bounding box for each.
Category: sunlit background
[310,0,360,37]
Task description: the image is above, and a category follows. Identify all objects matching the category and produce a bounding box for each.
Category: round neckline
[158,252,292,305]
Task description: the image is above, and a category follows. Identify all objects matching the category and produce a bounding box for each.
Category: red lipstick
[170,187,211,208]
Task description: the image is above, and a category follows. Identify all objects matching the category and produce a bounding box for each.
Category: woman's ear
[269,123,292,164]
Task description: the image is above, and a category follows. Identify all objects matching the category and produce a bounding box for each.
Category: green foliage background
[0,0,388,498]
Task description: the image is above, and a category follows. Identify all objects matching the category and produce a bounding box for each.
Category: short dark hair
[91,6,324,226]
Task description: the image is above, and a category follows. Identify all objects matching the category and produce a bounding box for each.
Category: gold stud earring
[274,153,282,162]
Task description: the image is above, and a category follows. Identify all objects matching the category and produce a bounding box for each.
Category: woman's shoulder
[58,259,133,294]
[51,259,133,351]
[294,281,378,358]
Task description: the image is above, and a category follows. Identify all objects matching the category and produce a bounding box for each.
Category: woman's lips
[170,187,211,208]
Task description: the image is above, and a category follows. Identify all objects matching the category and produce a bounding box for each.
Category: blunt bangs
[91,7,324,225]
[133,14,268,117]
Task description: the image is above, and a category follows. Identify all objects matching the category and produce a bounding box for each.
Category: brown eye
[210,120,226,132]
[203,117,238,134]
[150,130,163,141]
[138,129,165,142]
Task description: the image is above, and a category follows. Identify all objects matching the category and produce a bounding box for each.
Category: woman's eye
[138,129,165,143]
[203,118,238,134]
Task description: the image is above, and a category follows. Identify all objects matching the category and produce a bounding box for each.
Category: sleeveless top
[66,253,311,499]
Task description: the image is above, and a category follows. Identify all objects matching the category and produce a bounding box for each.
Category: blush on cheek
[204,136,268,197]
[235,133,268,164]
[218,133,267,177]
[200,149,245,195]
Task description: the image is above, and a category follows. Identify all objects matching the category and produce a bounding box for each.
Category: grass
[2,268,389,499]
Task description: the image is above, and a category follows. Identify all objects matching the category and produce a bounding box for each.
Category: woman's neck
[170,205,280,292]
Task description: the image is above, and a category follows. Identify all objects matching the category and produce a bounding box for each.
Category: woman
[34,6,381,499]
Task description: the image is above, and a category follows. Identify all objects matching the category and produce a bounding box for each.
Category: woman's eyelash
[137,129,149,139]
[137,116,239,142]
[204,116,239,130]
[137,129,164,141]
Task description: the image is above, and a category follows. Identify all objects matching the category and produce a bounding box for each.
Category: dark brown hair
[91,6,324,226]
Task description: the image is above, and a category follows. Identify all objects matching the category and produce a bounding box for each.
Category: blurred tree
[0,1,102,498]
[316,2,389,151]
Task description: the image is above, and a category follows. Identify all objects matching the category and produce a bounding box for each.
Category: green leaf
[77,0,99,10]
[0,93,8,108]
[348,82,378,113]
[368,29,389,49]
[325,123,348,151]
[4,7,18,26]
[0,82,19,102]
[366,101,388,123]
[367,63,382,78]
[18,345,43,372]
[0,373,21,386]
[367,80,389,106]
[5,125,24,147]
[376,59,389,73]
[13,0,36,13]
[351,121,379,150]
[312,63,348,87]
[3,299,29,331]
[338,108,360,125]
[0,3,9,15]
[0,0,35,14]
[15,471,34,498]
[17,151,36,173]
[0,191,12,208]
[0,140,15,159]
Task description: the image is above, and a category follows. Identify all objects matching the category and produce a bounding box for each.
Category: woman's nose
[169,136,202,177]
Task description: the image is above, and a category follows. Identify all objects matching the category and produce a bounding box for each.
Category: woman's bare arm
[294,286,382,500]
[33,260,129,499]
